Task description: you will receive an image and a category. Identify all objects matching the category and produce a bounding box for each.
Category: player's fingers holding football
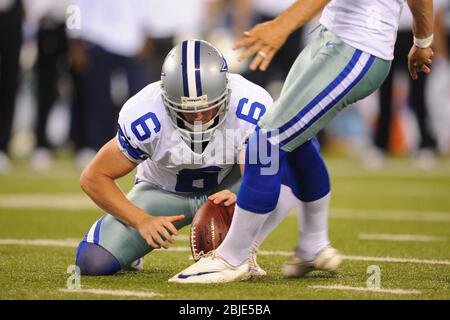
[209,189,236,206]
[223,193,236,206]
[209,189,230,203]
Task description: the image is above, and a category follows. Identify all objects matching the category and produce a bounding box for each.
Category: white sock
[296,192,331,261]
[216,205,270,266]
[253,185,299,248]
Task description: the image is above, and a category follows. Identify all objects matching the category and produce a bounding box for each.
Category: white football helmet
[161,39,230,145]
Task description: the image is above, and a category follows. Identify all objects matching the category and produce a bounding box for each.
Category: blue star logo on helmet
[325,41,338,48]
[220,58,228,72]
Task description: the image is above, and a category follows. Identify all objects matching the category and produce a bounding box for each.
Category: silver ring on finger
[257,51,267,59]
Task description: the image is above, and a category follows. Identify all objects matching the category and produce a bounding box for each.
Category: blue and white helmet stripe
[161,39,230,143]
[181,41,189,97]
[181,40,203,98]
[194,40,202,97]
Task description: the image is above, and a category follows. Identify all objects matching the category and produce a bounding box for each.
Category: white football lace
[190,226,217,261]
[210,218,215,249]
[199,250,216,259]
[190,225,202,261]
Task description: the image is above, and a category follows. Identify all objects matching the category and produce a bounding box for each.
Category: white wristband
[414,34,434,49]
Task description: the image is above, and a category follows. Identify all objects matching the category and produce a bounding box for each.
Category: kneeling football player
[76,40,276,275]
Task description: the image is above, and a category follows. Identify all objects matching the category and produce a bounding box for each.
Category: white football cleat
[168,251,251,284]
[282,246,343,278]
[248,246,266,277]
[124,258,144,271]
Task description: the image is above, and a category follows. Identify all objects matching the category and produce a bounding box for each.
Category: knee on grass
[75,242,121,275]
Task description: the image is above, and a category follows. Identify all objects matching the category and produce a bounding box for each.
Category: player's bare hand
[233,20,290,71]
[137,215,185,249]
[208,189,236,206]
[408,45,434,80]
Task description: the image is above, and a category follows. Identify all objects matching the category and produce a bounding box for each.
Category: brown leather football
[190,200,235,261]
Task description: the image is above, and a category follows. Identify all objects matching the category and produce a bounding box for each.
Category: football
[190,200,235,261]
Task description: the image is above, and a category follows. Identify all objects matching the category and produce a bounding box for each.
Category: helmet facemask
[160,39,231,147]
[162,86,230,144]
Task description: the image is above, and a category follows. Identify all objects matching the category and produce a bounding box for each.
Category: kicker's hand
[208,189,237,207]
[408,45,434,80]
[136,215,185,249]
[233,20,290,71]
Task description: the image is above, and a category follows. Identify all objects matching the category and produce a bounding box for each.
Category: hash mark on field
[59,288,163,298]
[2,240,450,266]
[358,233,445,242]
[309,285,421,295]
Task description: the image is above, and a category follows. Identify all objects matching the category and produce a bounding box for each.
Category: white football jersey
[320,0,405,60]
[117,73,273,193]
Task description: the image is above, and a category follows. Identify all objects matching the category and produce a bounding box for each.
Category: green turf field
[0,157,449,300]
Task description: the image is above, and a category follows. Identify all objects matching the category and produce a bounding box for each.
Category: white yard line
[257,249,450,265]
[325,158,450,178]
[1,194,449,224]
[0,194,95,210]
[59,288,162,298]
[2,239,449,266]
[309,285,421,295]
[340,255,450,265]
[285,208,450,222]
[358,233,445,242]
[0,238,80,247]
[330,208,450,222]
[335,185,450,198]
[0,236,189,247]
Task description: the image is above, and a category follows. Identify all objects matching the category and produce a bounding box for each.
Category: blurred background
[0,0,449,172]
